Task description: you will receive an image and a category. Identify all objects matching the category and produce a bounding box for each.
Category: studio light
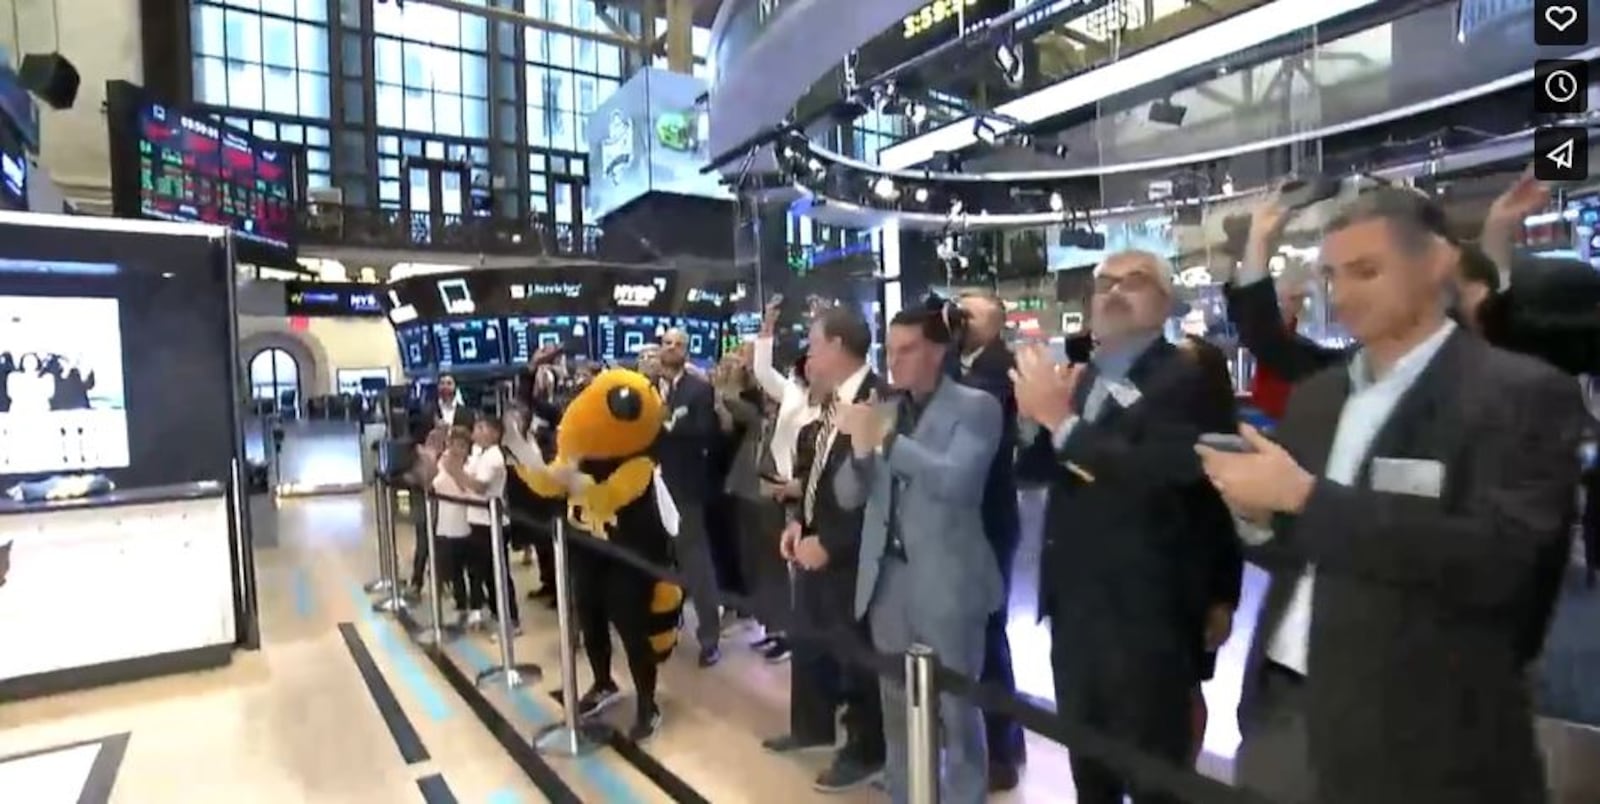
[872,176,899,201]
[1148,98,1188,126]
[1049,191,1064,213]
[913,186,930,204]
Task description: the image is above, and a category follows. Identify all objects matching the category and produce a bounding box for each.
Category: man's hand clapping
[835,391,887,456]
[1010,343,1083,431]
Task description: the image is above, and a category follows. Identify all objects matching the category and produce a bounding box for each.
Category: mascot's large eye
[606,385,643,421]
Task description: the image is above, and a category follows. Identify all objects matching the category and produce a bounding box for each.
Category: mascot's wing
[516,459,589,499]
[569,455,654,536]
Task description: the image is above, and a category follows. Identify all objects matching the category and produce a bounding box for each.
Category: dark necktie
[803,401,835,523]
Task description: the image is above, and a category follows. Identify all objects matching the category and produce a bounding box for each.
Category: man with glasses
[1013,251,1237,804]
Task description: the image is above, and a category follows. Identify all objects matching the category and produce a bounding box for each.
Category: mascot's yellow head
[555,368,664,462]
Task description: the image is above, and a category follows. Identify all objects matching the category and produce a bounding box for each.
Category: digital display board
[597,314,672,361]
[284,282,384,317]
[396,324,433,372]
[676,317,721,364]
[507,314,594,363]
[586,68,729,221]
[431,318,504,369]
[130,97,295,250]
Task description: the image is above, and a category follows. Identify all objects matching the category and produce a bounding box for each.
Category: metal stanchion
[474,498,542,689]
[374,479,408,613]
[413,493,453,647]
[535,515,604,756]
[363,476,394,594]
[906,643,941,804]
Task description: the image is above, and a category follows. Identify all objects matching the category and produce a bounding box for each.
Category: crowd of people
[396,167,1600,804]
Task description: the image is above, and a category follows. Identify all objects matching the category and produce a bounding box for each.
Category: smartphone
[1198,433,1254,453]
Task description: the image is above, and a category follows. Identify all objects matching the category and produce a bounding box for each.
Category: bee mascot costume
[500,368,684,740]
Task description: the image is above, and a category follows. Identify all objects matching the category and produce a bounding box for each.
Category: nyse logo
[614,279,665,308]
[349,292,380,312]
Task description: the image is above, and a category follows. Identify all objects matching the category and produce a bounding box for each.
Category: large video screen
[432,319,504,369]
[396,324,433,372]
[507,314,593,363]
[0,295,130,475]
[676,317,721,364]
[597,314,672,361]
[128,97,295,251]
[587,68,729,221]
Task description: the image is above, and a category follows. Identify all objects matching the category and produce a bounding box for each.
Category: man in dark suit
[1199,189,1584,804]
[762,305,886,794]
[422,374,474,431]
[951,292,1026,791]
[1012,251,1236,804]
[655,327,725,666]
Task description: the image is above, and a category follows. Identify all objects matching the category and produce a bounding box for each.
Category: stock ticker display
[432,318,506,369]
[598,314,673,361]
[136,103,295,249]
[507,314,593,363]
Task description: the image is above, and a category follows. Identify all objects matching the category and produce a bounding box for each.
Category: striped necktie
[803,401,836,522]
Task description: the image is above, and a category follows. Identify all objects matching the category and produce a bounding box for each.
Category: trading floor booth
[0,212,259,698]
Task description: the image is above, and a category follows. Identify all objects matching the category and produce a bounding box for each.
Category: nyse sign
[614,282,663,308]
[902,0,983,40]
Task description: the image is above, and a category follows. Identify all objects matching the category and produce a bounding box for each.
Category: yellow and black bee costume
[510,368,684,731]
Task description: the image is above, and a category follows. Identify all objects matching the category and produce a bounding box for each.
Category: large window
[523,1,624,153]
[192,0,332,119]
[372,0,491,138]
[249,347,300,404]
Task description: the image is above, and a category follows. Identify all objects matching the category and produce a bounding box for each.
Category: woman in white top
[440,416,518,632]
[750,299,817,486]
[432,428,475,618]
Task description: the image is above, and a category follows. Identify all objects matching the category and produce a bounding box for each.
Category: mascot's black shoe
[629,703,662,742]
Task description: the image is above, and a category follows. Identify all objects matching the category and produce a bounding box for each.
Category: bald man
[1013,250,1237,804]
[655,327,726,666]
[952,292,1026,791]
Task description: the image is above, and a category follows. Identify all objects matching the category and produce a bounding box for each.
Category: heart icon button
[1546,4,1579,31]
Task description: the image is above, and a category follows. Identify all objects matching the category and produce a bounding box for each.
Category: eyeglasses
[1092,272,1158,294]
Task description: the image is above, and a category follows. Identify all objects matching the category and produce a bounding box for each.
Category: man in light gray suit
[833,305,1004,804]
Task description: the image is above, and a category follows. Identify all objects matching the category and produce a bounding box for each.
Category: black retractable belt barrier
[406,483,1267,804]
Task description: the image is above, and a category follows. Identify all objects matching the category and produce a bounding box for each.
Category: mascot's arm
[516,459,592,499]
[573,456,655,531]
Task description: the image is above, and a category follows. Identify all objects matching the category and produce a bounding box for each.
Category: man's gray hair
[1096,249,1176,294]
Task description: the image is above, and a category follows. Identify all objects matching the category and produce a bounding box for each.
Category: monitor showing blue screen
[597,314,672,361]
[431,318,504,369]
[506,314,593,363]
[396,324,433,372]
[676,317,721,364]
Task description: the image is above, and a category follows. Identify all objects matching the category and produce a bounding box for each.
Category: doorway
[402,156,470,245]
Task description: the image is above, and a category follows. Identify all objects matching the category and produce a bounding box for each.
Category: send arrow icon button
[1535,127,1589,181]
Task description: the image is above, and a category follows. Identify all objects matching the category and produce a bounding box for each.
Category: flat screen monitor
[395,323,433,372]
[0,130,25,212]
[432,318,504,369]
[506,314,593,363]
[597,314,671,361]
[0,295,130,475]
[106,81,298,263]
[676,317,721,364]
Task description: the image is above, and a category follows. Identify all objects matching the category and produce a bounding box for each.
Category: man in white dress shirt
[1198,189,1582,804]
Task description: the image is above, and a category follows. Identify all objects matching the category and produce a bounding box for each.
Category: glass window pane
[224,10,263,63]
[376,82,404,128]
[404,88,433,131]
[596,44,621,77]
[402,41,429,88]
[306,126,330,146]
[263,67,298,114]
[596,77,618,107]
[306,149,331,171]
[260,0,296,17]
[463,55,488,99]
[574,39,598,74]
[273,349,298,382]
[463,98,488,139]
[545,0,573,26]
[260,16,296,68]
[296,23,329,73]
[341,33,363,77]
[193,5,227,57]
[298,72,330,117]
[524,30,545,64]
[342,79,365,124]
[228,60,264,110]
[547,34,573,69]
[526,107,549,148]
[496,101,517,142]
[378,135,399,154]
[461,11,487,52]
[431,48,462,94]
[195,56,230,104]
[280,123,303,142]
[296,0,328,22]
[308,171,331,189]
[374,38,401,83]
[379,180,401,203]
[529,152,545,172]
[380,157,400,178]
[434,92,463,136]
